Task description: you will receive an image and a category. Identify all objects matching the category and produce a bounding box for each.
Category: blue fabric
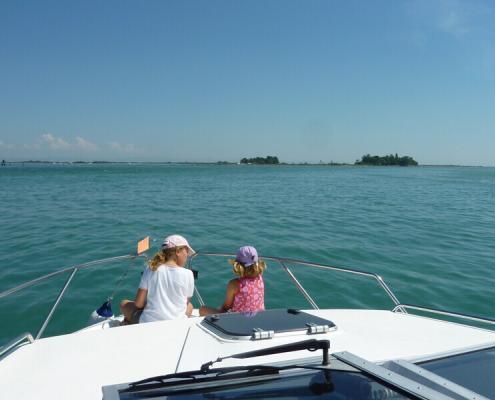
[96,300,113,318]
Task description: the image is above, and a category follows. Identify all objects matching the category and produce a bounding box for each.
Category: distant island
[240,156,280,165]
[0,155,429,166]
[355,154,418,166]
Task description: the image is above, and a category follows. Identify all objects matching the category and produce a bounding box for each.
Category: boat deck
[1,309,494,400]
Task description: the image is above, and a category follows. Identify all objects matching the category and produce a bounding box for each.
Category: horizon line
[1,160,493,168]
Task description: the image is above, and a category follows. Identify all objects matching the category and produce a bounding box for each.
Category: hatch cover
[200,309,336,340]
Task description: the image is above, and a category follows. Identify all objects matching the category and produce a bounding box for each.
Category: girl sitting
[120,234,195,324]
[200,246,266,315]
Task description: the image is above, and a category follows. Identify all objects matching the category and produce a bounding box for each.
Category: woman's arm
[120,288,148,324]
[219,279,239,312]
[134,288,148,309]
[186,298,193,316]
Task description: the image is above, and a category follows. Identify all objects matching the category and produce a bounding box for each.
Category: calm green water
[1,164,494,345]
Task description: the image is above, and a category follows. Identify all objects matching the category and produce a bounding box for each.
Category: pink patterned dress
[231,275,265,313]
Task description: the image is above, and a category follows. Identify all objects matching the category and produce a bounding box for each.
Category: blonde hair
[231,260,266,278]
[148,246,187,271]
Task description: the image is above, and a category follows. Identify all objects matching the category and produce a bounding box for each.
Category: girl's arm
[219,279,239,312]
[134,288,148,309]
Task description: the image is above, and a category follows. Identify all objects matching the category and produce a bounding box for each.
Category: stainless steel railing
[392,304,495,327]
[0,254,146,343]
[0,333,34,360]
[190,253,495,328]
[189,252,405,312]
[1,250,494,357]
[0,255,144,300]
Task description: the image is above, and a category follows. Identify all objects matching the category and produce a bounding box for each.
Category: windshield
[419,346,495,399]
[116,370,413,399]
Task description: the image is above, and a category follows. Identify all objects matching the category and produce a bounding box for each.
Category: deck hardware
[251,328,274,340]
[0,332,34,359]
[306,323,330,334]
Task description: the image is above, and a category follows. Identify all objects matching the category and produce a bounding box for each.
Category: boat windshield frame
[102,340,494,400]
[102,355,420,400]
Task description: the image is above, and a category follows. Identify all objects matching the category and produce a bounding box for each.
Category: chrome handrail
[0,253,146,348]
[0,332,34,359]
[392,304,495,327]
[0,254,142,300]
[191,253,495,327]
[191,252,405,311]
[1,250,494,356]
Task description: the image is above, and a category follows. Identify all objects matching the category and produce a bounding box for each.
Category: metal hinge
[306,323,329,334]
[251,328,274,340]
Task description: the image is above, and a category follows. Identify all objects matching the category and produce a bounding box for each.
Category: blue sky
[1,0,494,165]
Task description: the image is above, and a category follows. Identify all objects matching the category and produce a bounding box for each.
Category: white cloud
[5,135,144,157]
[405,0,495,78]
[436,2,470,37]
[23,143,41,150]
[2,135,109,156]
[108,141,142,154]
[406,0,490,38]
[41,133,70,150]
[0,141,15,149]
[75,136,98,151]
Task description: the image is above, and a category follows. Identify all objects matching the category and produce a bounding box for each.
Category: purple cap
[235,246,258,266]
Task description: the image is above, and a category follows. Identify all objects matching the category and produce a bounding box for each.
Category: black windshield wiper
[128,364,281,387]
[200,338,330,372]
[121,365,282,395]
[123,339,330,393]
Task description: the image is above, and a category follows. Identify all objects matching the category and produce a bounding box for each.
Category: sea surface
[1,164,494,345]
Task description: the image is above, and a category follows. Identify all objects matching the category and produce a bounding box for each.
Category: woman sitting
[200,246,266,315]
[120,234,195,324]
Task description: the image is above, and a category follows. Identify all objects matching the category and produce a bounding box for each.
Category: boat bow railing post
[375,275,406,314]
[188,254,205,307]
[279,260,319,310]
[0,254,146,345]
[274,257,405,312]
[0,332,34,360]
[36,267,79,340]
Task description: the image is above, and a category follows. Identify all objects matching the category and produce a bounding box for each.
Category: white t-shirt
[138,264,194,323]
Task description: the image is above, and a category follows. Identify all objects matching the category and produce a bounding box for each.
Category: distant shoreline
[1,160,490,168]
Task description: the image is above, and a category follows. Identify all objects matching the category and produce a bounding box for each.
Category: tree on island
[355,153,418,166]
[240,156,280,165]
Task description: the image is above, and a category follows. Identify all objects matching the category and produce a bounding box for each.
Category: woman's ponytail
[148,248,177,271]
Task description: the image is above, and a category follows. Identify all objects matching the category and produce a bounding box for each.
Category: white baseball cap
[162,234,196,256]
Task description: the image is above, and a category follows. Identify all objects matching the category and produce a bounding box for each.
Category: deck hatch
[200,309,335,340]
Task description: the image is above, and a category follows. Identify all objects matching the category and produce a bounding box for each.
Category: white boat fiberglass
[0,238,494,400]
